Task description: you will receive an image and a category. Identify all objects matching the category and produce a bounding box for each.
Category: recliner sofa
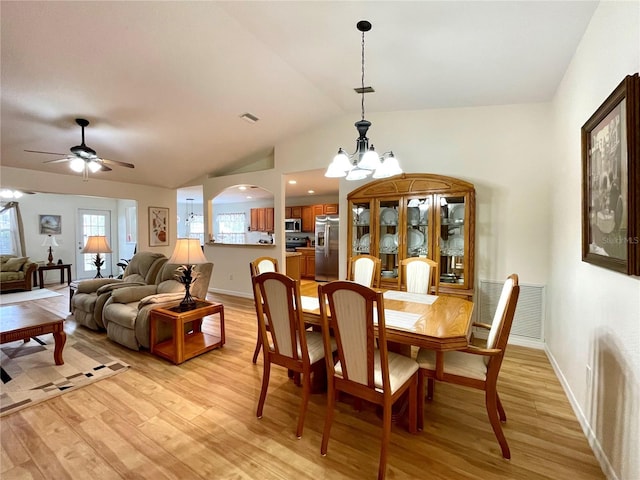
[102,261,213,350]
[71,251,167,330]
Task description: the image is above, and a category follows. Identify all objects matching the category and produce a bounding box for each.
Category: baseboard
[474,329,545,350]
[544,345,616,480]
[208,287,253,299]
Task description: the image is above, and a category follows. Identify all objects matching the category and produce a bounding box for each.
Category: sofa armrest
[76,278,123,294]
[23,262,38,276]
[96,281,146,295]
[110,285,159,304]
[138,292,186,308]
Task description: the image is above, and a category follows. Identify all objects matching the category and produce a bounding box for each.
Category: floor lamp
[82,235,112,278]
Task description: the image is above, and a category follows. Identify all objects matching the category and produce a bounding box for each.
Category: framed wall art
[39,214,61,235]
[149,206,169,247]
[581,73,639,275]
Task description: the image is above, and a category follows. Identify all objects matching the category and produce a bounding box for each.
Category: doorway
[76,209,112,279]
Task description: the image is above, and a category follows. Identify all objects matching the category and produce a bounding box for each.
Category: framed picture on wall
[39,214,61,235]
[581,73,639,275]
[149,206,169,247]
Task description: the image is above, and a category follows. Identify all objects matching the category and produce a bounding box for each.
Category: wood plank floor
[0,283,604,479]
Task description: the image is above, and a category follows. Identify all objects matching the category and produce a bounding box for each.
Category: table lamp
[168,238,207,310]
[82,235,112,278]
[42,235,59,266]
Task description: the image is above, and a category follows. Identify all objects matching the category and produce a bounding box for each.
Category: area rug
[0,288,63,305]
[0,334,129,416]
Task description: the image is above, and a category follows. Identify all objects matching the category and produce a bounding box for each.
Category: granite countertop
[285,252,302,257]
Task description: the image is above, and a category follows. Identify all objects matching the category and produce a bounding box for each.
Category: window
[216,212,246,244]
[187,214,205,245]
[0,202,24,256]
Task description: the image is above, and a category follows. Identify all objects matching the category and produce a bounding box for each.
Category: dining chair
[251,271,335,438]
[249,256,279,363]
[415,273,520,459]
[398,257,439,295]
[347,254,382,288]
[318,280,419,480]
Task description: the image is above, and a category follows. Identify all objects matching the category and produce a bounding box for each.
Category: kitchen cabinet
[324,204,339,214]
[250,207,275,232]
[286,204,338,233]
[301,206,314,232]
[285,253,302,281]
[296,247,316,279]
[347,174,475,299]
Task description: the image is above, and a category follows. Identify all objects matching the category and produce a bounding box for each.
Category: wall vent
[478,279,545,342]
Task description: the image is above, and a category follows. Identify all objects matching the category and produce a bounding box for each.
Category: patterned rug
[0,334,128,416]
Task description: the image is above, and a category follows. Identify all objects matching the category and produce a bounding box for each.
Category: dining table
[299,288,475,380]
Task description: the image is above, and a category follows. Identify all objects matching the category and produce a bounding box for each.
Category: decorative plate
[449,204,465,223]
[358,209,370,225]
[380,234,397,253]
[380,207,398,225]
[359,233,370,253]
[408,229,424,249]
[407,207,420,225]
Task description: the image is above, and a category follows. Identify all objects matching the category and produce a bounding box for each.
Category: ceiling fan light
[88,160,101,173]
[70,158,85,172]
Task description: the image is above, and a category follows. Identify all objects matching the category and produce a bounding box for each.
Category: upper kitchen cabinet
[347,173,475,299]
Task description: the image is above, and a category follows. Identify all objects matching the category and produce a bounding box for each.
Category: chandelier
[325,20,402,181]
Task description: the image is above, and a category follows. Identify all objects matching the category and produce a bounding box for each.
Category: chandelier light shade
[168,238,208,310]
[325,20,403,181]
[41,234,59,266]
[82,235,112,278]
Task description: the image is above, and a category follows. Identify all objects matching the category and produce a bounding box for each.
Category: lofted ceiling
[1,1,598,197]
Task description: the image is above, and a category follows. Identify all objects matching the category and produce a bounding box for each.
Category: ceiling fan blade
[42,157,73,164]
[101,158,135,169]
[100,164,113,172]
[25,149,67,156]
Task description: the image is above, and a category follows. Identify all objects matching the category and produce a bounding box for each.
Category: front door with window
[76,209,112,279]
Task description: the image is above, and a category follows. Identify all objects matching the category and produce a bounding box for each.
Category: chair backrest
[347,254,381,288]
[252,272,307,362]
[318,280,390,391]
[249,256,279,277]
[123,252,167,284]
[398,257,439,295]
[485,274,520,369]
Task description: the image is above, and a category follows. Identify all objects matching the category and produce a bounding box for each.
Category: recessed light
[239,186,247,191]
[288,180,297,185]
[308,190,315,194]
[246,196,253,199]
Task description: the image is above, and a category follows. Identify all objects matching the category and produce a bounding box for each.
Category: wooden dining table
[299,289,475,379]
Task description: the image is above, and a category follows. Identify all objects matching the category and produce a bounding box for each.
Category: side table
[38,264,72,289]
[150,300,225,365]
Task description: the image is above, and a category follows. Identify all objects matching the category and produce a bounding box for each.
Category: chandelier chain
[361,29,366,121]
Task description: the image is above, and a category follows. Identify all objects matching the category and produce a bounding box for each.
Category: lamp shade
[168,238,207,265]
[82,235,112,254]
[41,235,59,247]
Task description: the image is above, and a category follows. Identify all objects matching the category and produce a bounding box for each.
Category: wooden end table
[149,300,225,365]
[0,304,66,365]
[38,263,72,289]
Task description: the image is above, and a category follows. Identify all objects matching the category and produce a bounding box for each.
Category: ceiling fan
[25,118,135,180]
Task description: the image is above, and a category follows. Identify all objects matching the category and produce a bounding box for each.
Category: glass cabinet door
[438,195,467,287]
[349,200,372,256]
[376,198,401,284]
[405,196,431,259]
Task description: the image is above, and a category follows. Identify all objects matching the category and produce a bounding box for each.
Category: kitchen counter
[285,252,302,280]
[206,242,277,247]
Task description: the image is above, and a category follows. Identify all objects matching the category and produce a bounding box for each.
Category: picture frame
[149,206,169,247]
[39,214,61,235]
[581,73,639,275]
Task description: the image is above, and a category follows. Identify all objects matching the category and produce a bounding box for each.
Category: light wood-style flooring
[1,283,604,479]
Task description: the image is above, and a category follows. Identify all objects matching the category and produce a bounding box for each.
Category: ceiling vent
[240,113,259,124]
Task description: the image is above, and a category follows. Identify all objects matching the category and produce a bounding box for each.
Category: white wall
[548,2,640,479]
[2,166,177,261]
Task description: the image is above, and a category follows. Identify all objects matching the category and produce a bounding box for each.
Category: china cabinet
[347,174,475,299]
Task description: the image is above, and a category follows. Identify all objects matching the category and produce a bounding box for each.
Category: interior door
[76,209,112,279]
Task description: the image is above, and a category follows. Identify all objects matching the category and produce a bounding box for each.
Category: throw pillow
[1,256,28,272]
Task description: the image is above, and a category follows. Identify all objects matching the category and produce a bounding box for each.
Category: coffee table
[0,304,66,365]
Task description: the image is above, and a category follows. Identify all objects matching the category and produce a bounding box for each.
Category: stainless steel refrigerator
[315,215,339,282]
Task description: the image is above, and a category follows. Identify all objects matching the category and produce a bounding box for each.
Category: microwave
[285,218,302,232]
